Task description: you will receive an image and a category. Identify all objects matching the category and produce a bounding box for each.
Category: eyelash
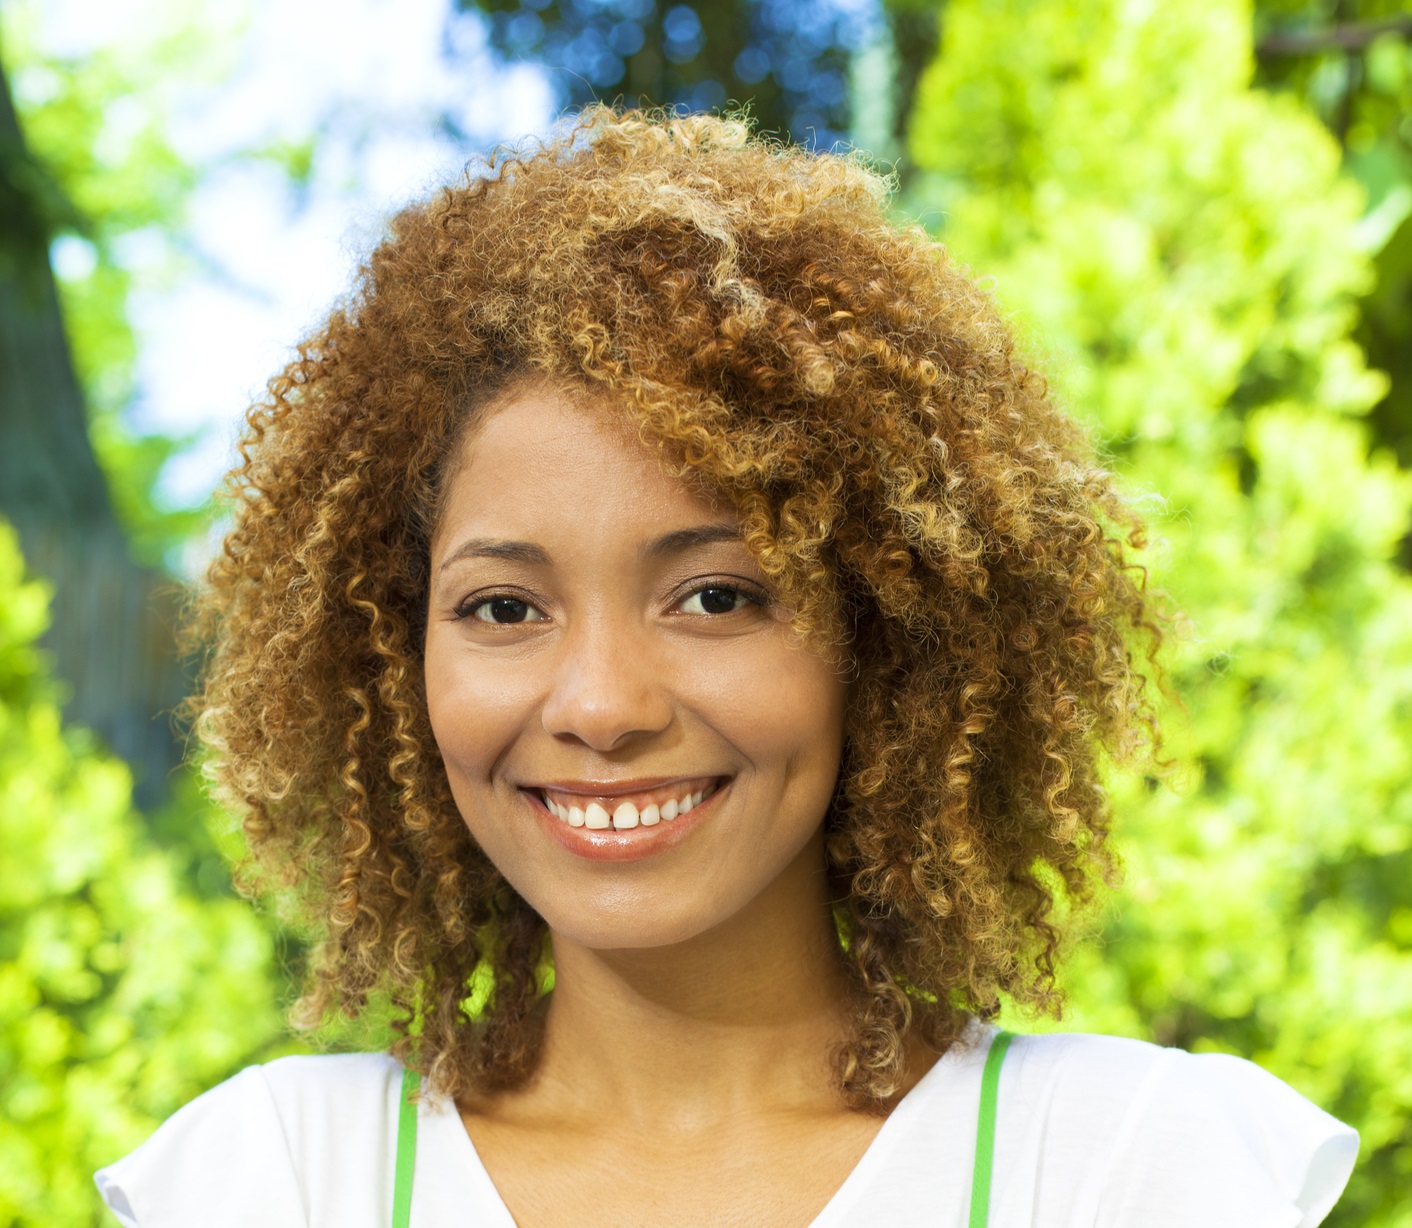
[451,593,542,625]
[451,579,770,625]
[678,583,766,617]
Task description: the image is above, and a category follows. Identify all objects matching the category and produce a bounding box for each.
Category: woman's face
[424,381,849,950]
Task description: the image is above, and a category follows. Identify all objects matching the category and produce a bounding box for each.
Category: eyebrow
[644,523,744,558]
[437,522,743,573]
[438,539,551,571]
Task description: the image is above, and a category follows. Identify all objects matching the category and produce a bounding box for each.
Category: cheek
[424,632,532,786]
[424,644,540,884]
[735,640,847,749]
[695,643,848,824]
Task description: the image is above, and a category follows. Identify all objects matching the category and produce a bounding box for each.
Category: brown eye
[467,597,545,624]
[679,586,758,615]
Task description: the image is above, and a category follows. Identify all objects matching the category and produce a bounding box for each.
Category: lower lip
[523,782,729,863]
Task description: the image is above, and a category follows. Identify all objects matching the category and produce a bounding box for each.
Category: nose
[539,614,674,751]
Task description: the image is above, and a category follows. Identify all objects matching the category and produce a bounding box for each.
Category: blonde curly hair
[191,107,1160,1107]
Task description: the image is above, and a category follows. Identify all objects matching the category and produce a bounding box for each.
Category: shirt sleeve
[94,1066,309,1228]
[1095,1049,1359,1228]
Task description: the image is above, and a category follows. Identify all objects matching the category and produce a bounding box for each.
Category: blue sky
[27,0,557,531]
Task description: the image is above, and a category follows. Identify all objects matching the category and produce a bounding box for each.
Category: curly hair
[190,107,1161,1107]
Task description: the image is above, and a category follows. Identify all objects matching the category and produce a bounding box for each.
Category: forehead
[460,380,638,468]
[435,381,734,550]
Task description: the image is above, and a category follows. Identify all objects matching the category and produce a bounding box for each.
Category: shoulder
[997,1032,1359,1228]
[94,1052,405,1228]
[254,1051,407,1143]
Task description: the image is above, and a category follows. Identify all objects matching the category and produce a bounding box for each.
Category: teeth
[541,783,719,829]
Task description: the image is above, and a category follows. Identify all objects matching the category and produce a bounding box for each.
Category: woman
[96,109,1357,1226]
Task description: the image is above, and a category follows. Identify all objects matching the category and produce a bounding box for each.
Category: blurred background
[1,0,1410,1222]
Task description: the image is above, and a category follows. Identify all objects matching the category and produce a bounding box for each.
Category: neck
[530,833,852,1127]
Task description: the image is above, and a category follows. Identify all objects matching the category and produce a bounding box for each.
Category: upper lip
[526,775,723,796]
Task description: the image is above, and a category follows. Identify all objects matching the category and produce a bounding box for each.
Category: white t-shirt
[94,1027,1358,1227]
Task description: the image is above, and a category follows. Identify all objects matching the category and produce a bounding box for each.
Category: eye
[460,596,547,624]
[678,584,763,616]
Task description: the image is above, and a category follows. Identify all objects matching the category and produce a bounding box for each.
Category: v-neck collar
[417,1021,993,1227]
[804,1028,988,1226]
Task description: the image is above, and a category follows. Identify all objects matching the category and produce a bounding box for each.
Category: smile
[521,775,731,862]
[537,778,721,830]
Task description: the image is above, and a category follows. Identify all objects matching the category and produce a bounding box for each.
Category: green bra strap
[968,1030,1015,1228]
[393,1066,420,1228]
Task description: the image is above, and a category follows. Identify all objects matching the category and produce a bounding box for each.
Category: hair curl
[190,107,1161,1108]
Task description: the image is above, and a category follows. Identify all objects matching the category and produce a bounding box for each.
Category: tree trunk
[0,55,185,807]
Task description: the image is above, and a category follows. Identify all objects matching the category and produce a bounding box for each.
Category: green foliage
[1253,1,1412,154]
[0,522,290,1226]
[1362,200,1412,496]
[1251,0,1412,500]
[908,1,1412,1222]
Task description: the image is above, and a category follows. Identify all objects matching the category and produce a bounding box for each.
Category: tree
[453,0,881,148]
[1,22,305,1217]
[0,50,187,809]
[1251,0,1412,553]
[907,1,1412,1222]
[0,520,288,1226]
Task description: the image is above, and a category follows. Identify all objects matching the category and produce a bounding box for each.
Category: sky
[25,0,557,523]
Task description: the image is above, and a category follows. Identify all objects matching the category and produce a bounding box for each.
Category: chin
[536,898,725,953]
